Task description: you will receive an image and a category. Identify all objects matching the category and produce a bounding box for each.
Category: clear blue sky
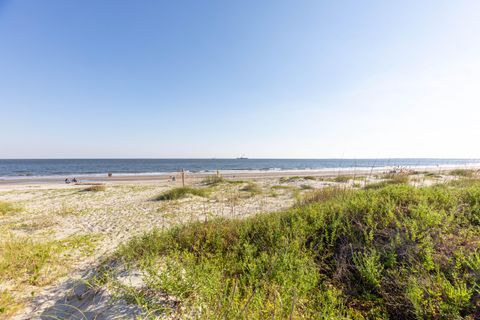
[1,0,479,158]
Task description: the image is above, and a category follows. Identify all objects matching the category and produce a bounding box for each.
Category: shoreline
[1,164,479,186]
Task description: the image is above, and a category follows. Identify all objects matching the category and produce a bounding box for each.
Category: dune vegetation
[154,187,212,201]
[116,181,480,319]
[0,233,98,316]
[0,201,20,216]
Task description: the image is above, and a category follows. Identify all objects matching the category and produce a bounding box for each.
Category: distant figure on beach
[65,178,70,184]
[72,177,77,183]
[171,176,176,182]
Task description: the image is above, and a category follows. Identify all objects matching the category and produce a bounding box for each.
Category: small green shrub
[353,249,383,288]
[155,187,210,201]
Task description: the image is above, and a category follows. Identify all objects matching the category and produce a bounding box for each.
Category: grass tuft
[154,187,210,201]
[201,175,225,186]
[333,175,351,183]
[240,182,262,195]
[279,176,316,183]
[0,234,97,286]
[365,174,409,189]
[0,201,20,216]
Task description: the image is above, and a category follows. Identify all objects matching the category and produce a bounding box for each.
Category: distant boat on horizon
[236,155,248,160]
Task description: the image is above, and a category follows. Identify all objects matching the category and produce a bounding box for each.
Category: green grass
[0,201,20,216]
[0,234,97,286]
[154,187,211,201]
[0,233,97,316]
[116,182,480,319]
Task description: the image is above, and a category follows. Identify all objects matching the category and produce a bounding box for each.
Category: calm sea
[0,159,479,178]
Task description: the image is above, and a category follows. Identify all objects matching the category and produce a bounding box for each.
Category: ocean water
[0,159,479,178]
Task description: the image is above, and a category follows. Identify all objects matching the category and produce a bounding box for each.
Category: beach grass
[0,290,20,319]
[201,175,225,186]
[333,175,351,183]
[450,169,476,177]
[365,173,409,190]
[0,234,97,286]
[154,187,211,201]
[240,182,262,195]
[279,176,315,183]
[115,181,480,318]
[0,201,20,216]
[0,233,98,315]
